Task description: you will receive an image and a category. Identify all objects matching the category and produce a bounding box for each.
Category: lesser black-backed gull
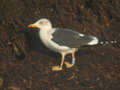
[28,18,99,71]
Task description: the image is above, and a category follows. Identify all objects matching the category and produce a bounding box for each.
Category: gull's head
[28,18,52,30]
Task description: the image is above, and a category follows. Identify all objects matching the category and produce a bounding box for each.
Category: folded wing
[51,28,99,48]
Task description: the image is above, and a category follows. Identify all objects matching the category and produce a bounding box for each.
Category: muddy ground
[0,0,120,90]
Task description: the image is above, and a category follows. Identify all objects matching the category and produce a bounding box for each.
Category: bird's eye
[39,22,44,24]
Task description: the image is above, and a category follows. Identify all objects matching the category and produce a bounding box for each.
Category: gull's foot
[64,61,74,68]
[52,66,62,71]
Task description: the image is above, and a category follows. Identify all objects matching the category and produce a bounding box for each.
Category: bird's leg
[72,52,75,65]
[64,52,75,68]
[52,54,65,71]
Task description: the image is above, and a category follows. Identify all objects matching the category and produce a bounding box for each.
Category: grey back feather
[52,28,94,48]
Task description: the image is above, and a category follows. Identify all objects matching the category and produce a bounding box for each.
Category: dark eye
[39,22,44,24]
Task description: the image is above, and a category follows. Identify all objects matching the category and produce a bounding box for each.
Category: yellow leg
[64,52,75,68]
[72,52,75,59]
[72,52,75,64]
[52,54,65,71]
[60,54,65,67]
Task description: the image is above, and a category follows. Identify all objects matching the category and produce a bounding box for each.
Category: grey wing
[51,28,94,48]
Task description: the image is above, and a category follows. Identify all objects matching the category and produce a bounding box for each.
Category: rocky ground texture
[0,0,120,90]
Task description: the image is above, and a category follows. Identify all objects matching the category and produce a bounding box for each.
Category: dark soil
[0,0,120,90]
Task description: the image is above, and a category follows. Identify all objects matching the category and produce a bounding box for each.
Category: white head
[28,18,52,30]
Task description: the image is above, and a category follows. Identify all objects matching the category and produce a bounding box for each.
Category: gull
[28,18,99,71]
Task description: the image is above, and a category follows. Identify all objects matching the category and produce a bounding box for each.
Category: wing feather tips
[87,36,99,45]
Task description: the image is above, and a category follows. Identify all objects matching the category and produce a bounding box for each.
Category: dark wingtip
[99,40,117,45]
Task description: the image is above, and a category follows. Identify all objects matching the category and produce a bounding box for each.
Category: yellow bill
[28,24,38,28]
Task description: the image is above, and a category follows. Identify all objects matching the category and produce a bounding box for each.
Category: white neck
[39,27,53,41]
[38,27,54,48]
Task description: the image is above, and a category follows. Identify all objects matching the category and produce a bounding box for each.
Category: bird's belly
[47,43,76,54]
[41,37,76,54]
[39,31,76,54]
[42,39,69,51]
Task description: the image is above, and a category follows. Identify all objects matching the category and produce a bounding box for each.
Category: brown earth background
[0,0,120,90]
